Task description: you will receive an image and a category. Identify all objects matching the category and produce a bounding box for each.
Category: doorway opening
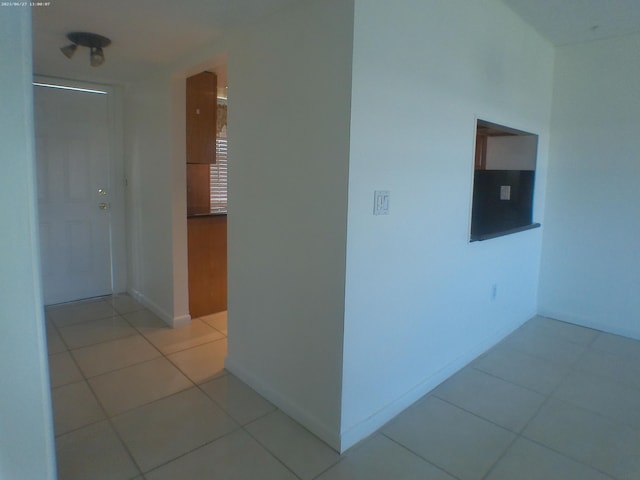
[34,77,126,305]
[185,64,229,321]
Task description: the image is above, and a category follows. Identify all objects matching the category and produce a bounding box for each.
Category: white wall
[124,73,190,326]
[224,0,354,450]
[341,0,554,449]
[486,135,538,170]
[538,33,640,338]
[0,7,56,479]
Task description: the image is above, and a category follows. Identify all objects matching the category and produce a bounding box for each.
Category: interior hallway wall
[124,73,191,326]
[224,0,354,450]
[0,7,57,479]
[340,0,555,449]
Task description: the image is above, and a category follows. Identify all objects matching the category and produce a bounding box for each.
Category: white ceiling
[32,0,640,85]
[31,0,300,85]
[501,0,640,46]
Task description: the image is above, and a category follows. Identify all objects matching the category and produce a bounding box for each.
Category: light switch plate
[500,185,511,201]
[373,190,390,215]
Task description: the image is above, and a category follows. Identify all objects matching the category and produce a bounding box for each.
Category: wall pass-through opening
[470,119,540,241]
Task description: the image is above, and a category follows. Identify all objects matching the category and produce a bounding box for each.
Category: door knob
[99,202,110,210]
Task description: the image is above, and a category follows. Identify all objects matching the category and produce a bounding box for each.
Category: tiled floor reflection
[47,298,640,479]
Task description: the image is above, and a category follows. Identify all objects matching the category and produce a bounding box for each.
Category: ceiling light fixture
[60,32,111,67]
[60,43,77,59]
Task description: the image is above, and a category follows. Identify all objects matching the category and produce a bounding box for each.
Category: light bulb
[90,47,104,67]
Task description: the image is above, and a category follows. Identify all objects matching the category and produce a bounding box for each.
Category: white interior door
[35,84,114,305]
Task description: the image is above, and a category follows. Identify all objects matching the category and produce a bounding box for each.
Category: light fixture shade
[60,44,77,59]
[61,32,111,67]
[90,46,105,67]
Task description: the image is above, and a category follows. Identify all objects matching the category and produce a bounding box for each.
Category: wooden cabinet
[186,70,226,318]
[186,71,217,164]
[186,164,211,215]
[475,134,487,170]
[187,215,227,318]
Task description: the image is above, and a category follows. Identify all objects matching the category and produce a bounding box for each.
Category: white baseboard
[538,307,640,341]
[172,314,192,328]
[338,316,527,452]
[226,316,528,453]
[224,356,341,451]
[129,289,191,328]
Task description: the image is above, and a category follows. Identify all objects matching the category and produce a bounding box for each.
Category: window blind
[209,134,228,208]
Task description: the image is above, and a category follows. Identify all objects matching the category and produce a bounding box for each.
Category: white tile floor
[47,297,640,480]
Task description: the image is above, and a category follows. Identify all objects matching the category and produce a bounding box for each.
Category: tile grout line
[379,331,601,480]
[59,313,145,477]
[529,331,640,432]
[51,350,143,476]
[50,301,640,479]
[239,412,307,480]
[378,431,464,480]
[478,432,520,480]
[126,329,243,476]
[504,335,621,480]
[431,394,527,435]
[519,393,640,478]
[140,428,242,477]
[516,435,618,480]
[47,297,231,477]
[417,395,520,480]
[476,365,563,480]
[469,363,562,397]
[88,304,196,476]
[123,313,226,357]
[98,304,252,476]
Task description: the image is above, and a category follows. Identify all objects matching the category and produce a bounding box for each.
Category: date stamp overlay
[1,2,52,6]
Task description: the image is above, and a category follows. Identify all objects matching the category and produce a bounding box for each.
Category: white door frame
[34,75,127,299]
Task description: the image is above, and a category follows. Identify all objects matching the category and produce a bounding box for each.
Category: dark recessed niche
[470,120,540,242]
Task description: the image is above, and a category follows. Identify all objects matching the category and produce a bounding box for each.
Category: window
[209,134,227,209]
[209,101,227,211]
[470,119,540,241]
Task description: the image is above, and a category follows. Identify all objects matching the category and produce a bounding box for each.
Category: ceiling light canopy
[60,32,111,67]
